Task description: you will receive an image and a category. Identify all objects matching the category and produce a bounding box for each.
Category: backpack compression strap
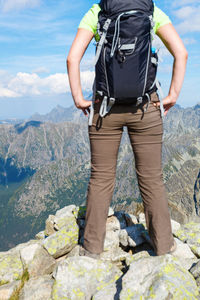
[155,79,165,118]
[94,18,111,65]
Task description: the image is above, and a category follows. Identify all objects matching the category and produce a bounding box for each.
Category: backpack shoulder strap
[94,18,111,65]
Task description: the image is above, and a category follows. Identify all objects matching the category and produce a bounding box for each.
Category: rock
[19,275,54,300]
[106,216,121,232]
[55,204,76,218]
[35,231,45,240]
[114,211,127,229]
[137,213,146,227]
[103,230,119,252]
[125,250,151,267]
[2,203,200,300]
[45,215,56,236]
[8,240,40,254]
[42,217,79,258]
[65,244,80,258]
[172,237,196,259]
[168,238,199,271]
[0,281,21,300]
[177,257,199,271]
[51,256,122,300]
[54,204,77,230]
[120,254,199,299]
[124,213,138,226]
[174,222,200,257]
[20,243,56,277]
[108,207,114,217]
[92,283,117,300]
[190,260,200,279]
[0,251,23,285]
[100,246,132,270]
[171,219,181,234]
[196,278,200,293]
[119,224,145,248]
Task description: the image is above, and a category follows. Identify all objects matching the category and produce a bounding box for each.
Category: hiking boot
[167,239,177,254]
[79,245,100,259]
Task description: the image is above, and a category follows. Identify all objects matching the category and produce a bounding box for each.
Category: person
[67,2,188,258]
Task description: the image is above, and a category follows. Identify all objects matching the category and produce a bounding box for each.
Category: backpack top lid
[99,0,154,16]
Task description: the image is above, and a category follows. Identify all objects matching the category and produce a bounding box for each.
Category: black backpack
[94,0,159,117]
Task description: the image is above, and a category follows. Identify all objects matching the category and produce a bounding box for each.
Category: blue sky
[0,0,199,119]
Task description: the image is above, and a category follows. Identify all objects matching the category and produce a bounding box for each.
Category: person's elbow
[176,47,188,62]
[182,48,188,61]
[66,53,79,68]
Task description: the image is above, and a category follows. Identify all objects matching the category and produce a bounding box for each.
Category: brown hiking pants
[83,92,174,256]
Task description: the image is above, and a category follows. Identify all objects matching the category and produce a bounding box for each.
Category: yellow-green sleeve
[154,6,171,33]
[78,4,100,36]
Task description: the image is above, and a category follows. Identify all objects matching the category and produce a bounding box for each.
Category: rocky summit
[0,205,200,300]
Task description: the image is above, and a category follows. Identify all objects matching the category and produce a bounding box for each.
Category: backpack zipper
[103,46,110,97]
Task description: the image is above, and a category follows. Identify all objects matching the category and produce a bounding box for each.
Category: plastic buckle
[109,98,115,105]
[136,97,143,106]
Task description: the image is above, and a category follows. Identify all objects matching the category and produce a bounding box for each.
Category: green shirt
[79,3,171,40]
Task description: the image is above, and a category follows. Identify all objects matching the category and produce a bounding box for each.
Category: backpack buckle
[136,97,143,106]
[109,98,116,105]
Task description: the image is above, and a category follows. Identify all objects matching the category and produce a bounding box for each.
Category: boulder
[174,222,200,257]
[119,224,146,248]
[190,260,200,279]
[54,204,77,230]
[92,283,117,300]
[108,207,115,217]
[119,254,199,299]
[44,215,56,236]
[0,281,21,300]
[114,211,127,229]
[19,275,54,300]
[171,219,181,234]
[51,256,122,300]
[42,216,79,258]
[103,229,120,251]
[106,215,121,232]
[35,231,45,240]
[0,251,23,285]
[20,243,56,277]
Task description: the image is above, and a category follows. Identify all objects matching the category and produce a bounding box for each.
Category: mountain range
[0,102,199,251]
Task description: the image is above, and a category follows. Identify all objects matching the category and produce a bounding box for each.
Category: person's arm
[67,28,94,116]
[155,23,188,115]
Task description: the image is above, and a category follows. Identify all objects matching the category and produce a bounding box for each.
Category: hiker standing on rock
[67,0,188,258]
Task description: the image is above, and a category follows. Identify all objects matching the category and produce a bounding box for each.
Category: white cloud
[0,87,21,98]
[0,0,40,12]
[174,6,195,19]
[173,5,200,34]
[0,71,95,98]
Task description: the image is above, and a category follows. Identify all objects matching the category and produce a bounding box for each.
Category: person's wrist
[168,93,177,105]
[74,97,84,108]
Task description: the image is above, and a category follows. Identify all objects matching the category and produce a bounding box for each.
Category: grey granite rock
[19,275,54,300]
[174,222,200,257]
[120,254,199,299]
[0,281,21,300]
[20,243,56,277]
[52,256,122,300]
[119,224,146,248]
[42,216,79,258]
